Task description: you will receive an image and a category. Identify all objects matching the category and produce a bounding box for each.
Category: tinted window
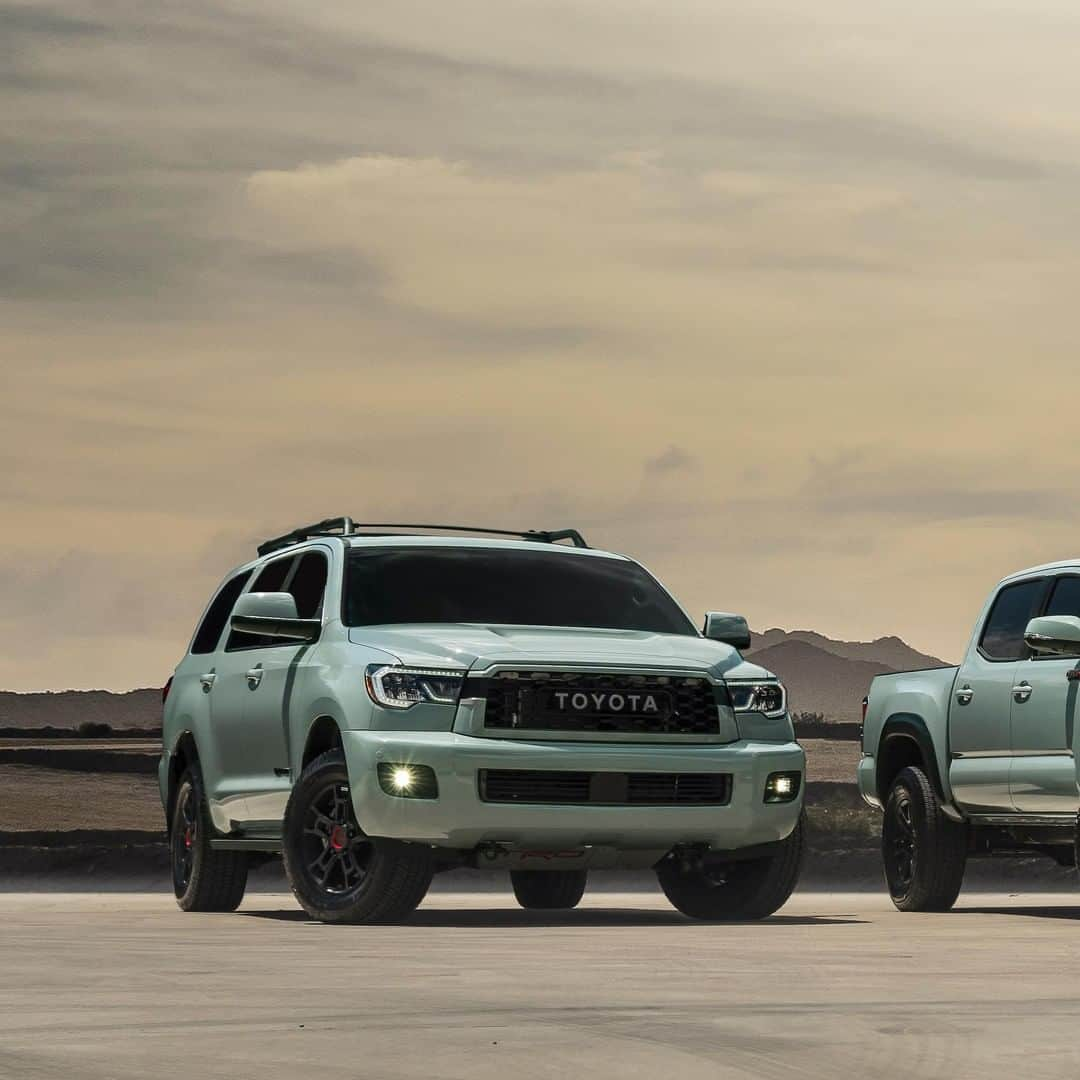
[226,555,296,650]
[251,557,293,593]
[1045,576,1080,619]
[344,547,695,634]
[979,579,1044,661]
[1041,576,1080,657]
[191,570,252,654]
[289,552,329,619]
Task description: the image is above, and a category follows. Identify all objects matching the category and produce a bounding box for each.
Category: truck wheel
[656,815,805,920]
[171,766,249,912]
[510,870,588,910]
[882,765,967,912]
[282,750,434,924]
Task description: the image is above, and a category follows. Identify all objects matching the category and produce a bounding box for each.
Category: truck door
[949,577,1045,812]
[213,553,297,826]
[1010,574,1080,813]
[240,549,329,825]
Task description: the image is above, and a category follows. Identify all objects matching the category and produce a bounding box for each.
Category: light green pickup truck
[860,559,1080,910]
[161,518,805,924]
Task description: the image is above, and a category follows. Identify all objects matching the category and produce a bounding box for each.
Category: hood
[348,623,777,680]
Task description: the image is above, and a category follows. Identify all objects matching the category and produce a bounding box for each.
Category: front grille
[478,769,732,806]
[475,671,721,736]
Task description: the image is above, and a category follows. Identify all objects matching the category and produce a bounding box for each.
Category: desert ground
[2,889,1079,1080]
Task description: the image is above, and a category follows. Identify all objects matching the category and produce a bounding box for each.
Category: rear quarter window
[191,570,252,655]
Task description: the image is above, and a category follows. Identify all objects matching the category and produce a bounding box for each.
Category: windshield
[344,546,696,634]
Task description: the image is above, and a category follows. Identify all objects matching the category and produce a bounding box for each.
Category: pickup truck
[860,559,1080,910]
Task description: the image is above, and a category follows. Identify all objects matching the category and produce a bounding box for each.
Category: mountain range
[745,630,950,722]
[0,630,949,730]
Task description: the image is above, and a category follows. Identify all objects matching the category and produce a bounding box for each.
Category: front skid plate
[470,844,666,871]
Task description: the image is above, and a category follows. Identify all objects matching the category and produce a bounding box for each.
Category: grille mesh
[478,769,731,806]
[476,671,721,736]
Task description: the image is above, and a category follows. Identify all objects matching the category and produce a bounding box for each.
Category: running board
[210,838,282,853]
[968,813,1075,828]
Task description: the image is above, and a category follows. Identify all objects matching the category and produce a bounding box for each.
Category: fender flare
[877,713,957,814]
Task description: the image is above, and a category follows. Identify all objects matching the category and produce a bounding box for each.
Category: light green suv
[161,518,805,923]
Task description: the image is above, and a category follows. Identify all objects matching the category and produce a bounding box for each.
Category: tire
[882,765,967,912]
[510,869,588,910]
[282,750,434,924]
[656,814,805,920]
[171,766,249,912]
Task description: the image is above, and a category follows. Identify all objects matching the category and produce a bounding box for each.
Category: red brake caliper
[184,827,193,849]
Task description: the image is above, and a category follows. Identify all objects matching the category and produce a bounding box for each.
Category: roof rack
[257,518,589,556]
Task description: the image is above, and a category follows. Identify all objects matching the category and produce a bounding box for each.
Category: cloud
[644,445,699,475]
[5,0,1080,686]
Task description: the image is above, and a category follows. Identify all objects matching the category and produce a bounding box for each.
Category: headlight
[727,680,786,718]
[365,665,465,710]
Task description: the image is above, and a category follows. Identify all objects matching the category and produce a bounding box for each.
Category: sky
[5,0,1080,690]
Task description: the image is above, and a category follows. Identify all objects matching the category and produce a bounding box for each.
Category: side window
[287,552,329,619]
[226,555,296,651]
[1040,577,1080,658]
[979,579,1044,661]
[191,570,252,655]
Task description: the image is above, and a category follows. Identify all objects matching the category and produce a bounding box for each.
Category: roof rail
[256,520,589,556]
[257,517,355,556]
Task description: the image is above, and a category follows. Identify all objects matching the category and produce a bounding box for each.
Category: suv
[161,518,805,923]
[862,560,1080,910]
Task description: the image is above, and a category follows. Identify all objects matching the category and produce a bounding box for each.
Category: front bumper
[341,730,804,851]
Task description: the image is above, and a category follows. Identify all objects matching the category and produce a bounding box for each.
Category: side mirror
[1024,615,1080,656]
[230,592,321,643]
[703,612,751,650]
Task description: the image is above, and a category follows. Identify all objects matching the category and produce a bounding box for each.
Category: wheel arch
[165,731,201,837]
[300,715,344,772]
[876,714,948,806]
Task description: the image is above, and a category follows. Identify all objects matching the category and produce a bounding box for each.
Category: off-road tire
[882,765,967,912]
[171,766,248,912]
[656,814,805,920]
[510,869,588,910]
[282,749,434,924]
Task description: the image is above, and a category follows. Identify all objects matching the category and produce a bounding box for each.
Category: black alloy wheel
[282,749,434,924]
[172,782,198,894]
[301,779,374,896]
[881,766,966,912]
[170,765,249,912]
[883,786,916,895]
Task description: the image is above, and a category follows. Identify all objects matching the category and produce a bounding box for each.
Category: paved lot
[2,889,1078,1080]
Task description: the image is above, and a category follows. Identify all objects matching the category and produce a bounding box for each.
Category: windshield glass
[344,546,696,634]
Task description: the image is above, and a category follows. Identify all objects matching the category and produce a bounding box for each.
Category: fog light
[764,771,801,803]
[377,762,438,799]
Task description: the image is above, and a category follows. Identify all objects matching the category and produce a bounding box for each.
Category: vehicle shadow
[956,904,1080,922]
[239,907,863,928]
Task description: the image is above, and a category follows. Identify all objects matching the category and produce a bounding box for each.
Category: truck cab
[860,560,1080,910]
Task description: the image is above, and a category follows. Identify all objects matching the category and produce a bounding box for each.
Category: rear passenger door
[1010,574,1080,813]
[949,578,1045,812]
[240,549,330,825]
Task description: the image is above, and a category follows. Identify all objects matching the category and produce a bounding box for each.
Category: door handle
[955,685,974,705]
[246,665,264,690]
[1012,681,1033,703]
[199,672,216,692]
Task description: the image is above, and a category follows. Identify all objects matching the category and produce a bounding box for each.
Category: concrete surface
[2,890,1078,1080]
